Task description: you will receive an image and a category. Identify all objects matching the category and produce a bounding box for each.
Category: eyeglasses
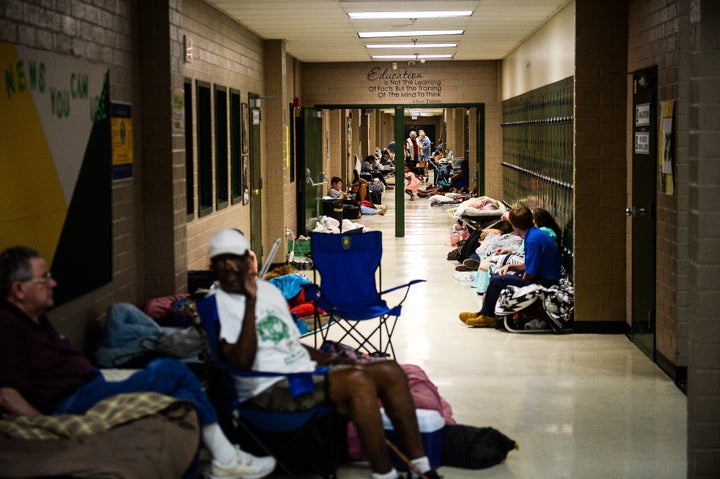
[27,271,53,284]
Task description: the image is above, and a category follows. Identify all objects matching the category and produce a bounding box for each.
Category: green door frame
[313,103,486,238]
[394,107,405,237]
[476,105,486,195]
[295,108,324,236]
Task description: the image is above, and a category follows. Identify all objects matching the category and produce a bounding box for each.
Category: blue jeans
[55,358,218,425]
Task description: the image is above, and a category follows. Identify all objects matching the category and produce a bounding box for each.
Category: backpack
[441,424,517,469]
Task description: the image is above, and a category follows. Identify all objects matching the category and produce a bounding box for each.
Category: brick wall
[687,2,720,477]
[182,0,265,271]
[0,0,143,351]
[574,0,629,323]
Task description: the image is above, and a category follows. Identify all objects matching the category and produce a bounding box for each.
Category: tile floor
[289,189,687,479]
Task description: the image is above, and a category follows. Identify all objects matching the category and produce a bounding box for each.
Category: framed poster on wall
[242,155,249,205]
[242,102,249,155]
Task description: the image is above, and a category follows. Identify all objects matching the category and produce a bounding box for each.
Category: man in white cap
[206,228,441,479]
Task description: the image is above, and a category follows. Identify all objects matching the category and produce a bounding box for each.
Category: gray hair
[0,246,40,298]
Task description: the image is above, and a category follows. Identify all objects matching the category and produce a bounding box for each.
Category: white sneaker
[209,447,276,479]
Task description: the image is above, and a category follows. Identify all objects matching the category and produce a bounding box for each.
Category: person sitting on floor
[478,207,561,269]
[206,229,441,479]
[458,205,561,327]
[359,195,387,215]
[328,176,350,200]
[379,149,395,173]
[361,155,390,188]
[0,245,276,479]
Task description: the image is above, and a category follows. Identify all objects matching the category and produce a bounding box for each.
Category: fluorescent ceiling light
[371,54,453,60]
[349,11,473,20]
[359,30,464,38]
[365,43,457,49]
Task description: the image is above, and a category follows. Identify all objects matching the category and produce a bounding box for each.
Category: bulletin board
[0,42,112,305]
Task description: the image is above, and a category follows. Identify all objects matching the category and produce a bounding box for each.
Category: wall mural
[0,42,111,306]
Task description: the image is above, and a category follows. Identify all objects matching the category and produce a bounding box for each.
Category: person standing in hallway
[459,206,562,327]
[404,130,420,176]
[417,130,431,182]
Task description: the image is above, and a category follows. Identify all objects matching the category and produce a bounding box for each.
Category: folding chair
[195,295,346,479]
[303,231,426,358]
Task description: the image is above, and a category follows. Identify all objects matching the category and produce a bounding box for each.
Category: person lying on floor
[205,228,441,479]
[458,205,561,327]
[0,245,275,479]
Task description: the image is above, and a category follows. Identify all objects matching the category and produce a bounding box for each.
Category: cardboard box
[382,408,444,471]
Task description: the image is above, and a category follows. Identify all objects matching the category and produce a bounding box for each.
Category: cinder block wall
[139,0,187,300]
[181,0,265,271]
[687,3,720,477]
[574,0,629,323]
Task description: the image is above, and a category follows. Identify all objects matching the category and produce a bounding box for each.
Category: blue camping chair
[303,231,426,358]
[195,294,346,479]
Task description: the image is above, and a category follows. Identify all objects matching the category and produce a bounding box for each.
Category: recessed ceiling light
[365,43,457,49]
[349,11,473,20]
[358,30,464,39]
[371,54,453,60]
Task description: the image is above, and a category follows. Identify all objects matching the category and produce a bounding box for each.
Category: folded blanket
[0,392,183,440]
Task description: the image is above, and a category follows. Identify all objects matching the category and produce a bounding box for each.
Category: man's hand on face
[244,252,258,300]
[219,253,257,300]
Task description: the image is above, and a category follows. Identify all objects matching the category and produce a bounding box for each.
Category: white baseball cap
[208,228,250,258]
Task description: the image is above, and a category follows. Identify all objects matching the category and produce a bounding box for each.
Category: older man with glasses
[0,245,275,479]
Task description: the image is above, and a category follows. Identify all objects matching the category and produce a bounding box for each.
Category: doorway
[248,95,263,261]
[629,66,657,360]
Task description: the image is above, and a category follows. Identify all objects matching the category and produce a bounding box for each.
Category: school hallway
[294,190,687,479]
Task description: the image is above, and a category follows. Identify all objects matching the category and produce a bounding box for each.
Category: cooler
[381,408,444,471]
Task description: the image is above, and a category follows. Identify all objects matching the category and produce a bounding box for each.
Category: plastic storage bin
[381,408,444,470]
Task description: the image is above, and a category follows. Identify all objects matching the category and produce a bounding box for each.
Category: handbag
[153,327,206,358]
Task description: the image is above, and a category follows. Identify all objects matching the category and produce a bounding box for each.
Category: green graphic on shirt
[257,314,290,343]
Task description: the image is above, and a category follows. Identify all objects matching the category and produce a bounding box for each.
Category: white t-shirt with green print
[213,281,317,403]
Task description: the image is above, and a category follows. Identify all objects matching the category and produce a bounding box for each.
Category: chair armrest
[379,279,426,296]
